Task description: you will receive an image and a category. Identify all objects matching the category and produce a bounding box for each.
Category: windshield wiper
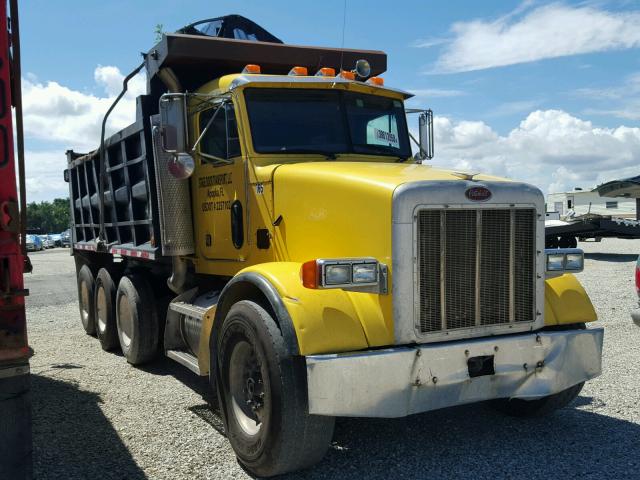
[277,148,339,160]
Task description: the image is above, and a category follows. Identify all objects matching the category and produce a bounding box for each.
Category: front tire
[217,301,334,477]
[115,274,159,365]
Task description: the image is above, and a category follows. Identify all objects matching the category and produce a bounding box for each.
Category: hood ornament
[452,171,479,181]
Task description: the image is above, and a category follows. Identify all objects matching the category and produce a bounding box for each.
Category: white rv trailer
[547,189,637,219]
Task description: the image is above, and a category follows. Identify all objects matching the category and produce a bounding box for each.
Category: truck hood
[272,161,509,193]
[271,162,512,263]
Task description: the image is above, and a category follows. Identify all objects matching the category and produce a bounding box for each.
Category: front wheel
[217,301,334,477]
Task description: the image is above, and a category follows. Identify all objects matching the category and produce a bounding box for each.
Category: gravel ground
[24,240,640,479]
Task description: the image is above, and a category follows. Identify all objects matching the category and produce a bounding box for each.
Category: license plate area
[467,355,495,378]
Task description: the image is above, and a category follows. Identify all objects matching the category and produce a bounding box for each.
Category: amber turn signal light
[242,64,261,74]
[315,67,336,77]
[339,70,355,80]
[366,76,384,86]
[301,260,320,289]
[288,66,308,76]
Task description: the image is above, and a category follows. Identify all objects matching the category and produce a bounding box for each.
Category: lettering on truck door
[194,102,247,261]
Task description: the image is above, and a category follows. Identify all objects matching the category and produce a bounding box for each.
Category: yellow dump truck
[65,15,603,477]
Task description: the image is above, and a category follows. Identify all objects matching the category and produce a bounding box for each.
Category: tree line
[26,198,70,233]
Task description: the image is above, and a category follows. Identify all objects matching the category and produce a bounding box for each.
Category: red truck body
[0,0,28,363]
[0,1,32,478]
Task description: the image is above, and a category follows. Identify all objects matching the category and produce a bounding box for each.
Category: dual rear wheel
[76,263,159,364]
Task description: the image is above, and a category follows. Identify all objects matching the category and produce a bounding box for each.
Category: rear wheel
[116,274,159,365]
[95,268,119,351]
[77,264,96,336]
[217,301,335,477]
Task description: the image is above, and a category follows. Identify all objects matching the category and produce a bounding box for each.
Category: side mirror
[168,152,195,180]
[159,94,188,153]
[417,109,434,160]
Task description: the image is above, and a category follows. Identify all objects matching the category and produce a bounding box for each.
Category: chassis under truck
[65,16,603,477]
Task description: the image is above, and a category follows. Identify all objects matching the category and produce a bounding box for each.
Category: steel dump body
[66,96,161,258]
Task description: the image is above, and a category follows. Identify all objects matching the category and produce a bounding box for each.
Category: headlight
[301,257,386,293]
[353,263,378,284]
[545,249,584,277]
[565,253,584,270]
[546,253,565,271]
[325,264,351,285]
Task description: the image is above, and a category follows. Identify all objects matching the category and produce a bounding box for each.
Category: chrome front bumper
[306,328,604,418]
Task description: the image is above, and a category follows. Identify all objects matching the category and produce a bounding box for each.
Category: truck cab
[65,16,603,477]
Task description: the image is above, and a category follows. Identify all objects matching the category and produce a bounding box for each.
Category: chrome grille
[417,208,536,334]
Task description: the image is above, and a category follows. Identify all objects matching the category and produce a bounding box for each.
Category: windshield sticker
[373,128,399,148]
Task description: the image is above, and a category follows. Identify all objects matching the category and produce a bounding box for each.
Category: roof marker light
[366,76,384,86]
[289,66,308,76]
[315,67,336,77]
[242,64,261,74]
[339,70,355,80]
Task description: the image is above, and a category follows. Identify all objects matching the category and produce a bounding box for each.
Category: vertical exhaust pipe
[158,67,189,294]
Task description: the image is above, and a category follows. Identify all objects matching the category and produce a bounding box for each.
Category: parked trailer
[66,16,603,477]
[546,215,640,248]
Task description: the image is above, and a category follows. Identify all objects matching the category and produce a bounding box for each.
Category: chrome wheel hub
[229,340,265,436]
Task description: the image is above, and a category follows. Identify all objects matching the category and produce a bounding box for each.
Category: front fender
[238,262,379,355]
[544,273,597,325]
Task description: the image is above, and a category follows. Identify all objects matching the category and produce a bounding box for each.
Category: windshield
[244,88,411,160]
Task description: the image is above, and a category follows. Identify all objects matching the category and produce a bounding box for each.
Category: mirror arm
[199,151,233,165]
[191,103,225,153]
[409,131,427,161]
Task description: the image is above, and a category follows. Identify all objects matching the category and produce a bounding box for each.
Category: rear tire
[77,264,96,336]
[116,274,159,365]
[491,382,584,417]
[95,268,120,351]
[217,301,334,477]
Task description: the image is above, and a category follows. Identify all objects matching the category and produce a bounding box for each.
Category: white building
[547,188,638,219]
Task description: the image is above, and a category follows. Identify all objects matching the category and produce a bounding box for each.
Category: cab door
[193,101,247,264]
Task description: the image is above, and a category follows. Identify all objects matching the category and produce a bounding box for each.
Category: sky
[19,0,640,202]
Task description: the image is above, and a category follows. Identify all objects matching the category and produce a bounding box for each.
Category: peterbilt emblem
[465,186,492,202]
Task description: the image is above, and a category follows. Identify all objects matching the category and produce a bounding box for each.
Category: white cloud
[577,72,640,120]
[24,150,71,202]
[486,99,540,117]
[22,66,146,201]
[409,88,466,98]
[412,38,449,48]
[23,66,145,150]
[428,4,640,73]
[430,109,640,194]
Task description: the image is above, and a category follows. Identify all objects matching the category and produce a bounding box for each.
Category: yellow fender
[544,274,597,325]
[239,262,373,355]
